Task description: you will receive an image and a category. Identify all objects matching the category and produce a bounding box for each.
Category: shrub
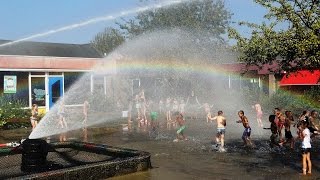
[0,95,30,127]
[260,89,320,116]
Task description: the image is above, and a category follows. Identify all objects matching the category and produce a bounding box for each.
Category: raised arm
[196,96,201,106]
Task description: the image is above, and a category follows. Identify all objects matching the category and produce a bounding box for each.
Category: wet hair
[218,110,223,115]
[301,118,309,127]
[269,115,276,123]
[238,110,244,115]
[311,110,318,116]
[173,111,180,116]
[302,110,308,115]
[284,110,291,115]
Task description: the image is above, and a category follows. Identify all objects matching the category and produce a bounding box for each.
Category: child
[166,97,172,129]
[58,100,68,129]
[253,103,263,127]
[207,110,214,123]
[204,103,211,123]
[179,99,186,115]
[278,114,286,143]
[298,119,312,175]
[211,110,226,152]
[149,101,159,139]
[284,111,294,149]
[83,100,89,125]
[264,115,279,147]
[236,110,254,147]
[159,99,164,114]
[172,99,179,127]
[149,110,159,139]
[308,110,319,136]
[173,112,187,142]
[30,104,39,130]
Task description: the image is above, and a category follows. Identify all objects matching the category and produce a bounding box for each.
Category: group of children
[204,106,319,176]
[128,89,319,176]
[265,108,319,176]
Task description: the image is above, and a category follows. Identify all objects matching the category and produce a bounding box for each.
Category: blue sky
[0,0,268,44]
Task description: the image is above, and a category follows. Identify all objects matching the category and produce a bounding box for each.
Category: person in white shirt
[298,120,312,175]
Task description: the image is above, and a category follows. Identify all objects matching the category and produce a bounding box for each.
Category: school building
[0,40,318,113]
[0,40,103,113]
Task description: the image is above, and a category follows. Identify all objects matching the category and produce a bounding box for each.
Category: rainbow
[97,59,320,111]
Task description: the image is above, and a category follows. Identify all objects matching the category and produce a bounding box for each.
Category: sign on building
[4,76,17,93]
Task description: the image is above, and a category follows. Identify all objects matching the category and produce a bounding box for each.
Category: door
[48,77,63,109]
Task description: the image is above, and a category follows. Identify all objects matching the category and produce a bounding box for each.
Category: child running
[254,103,263,127]
[264,115,280,147]
[236,110,254,147]
[211,110,227,152]
[173,111,187,142]
[298,119,312,175]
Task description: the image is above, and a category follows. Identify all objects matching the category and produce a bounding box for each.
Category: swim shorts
[301,148,311,154]
[177,125,186,134]
[285,129,293,139]
[150,112,158,121]
[242,127,251,137]
[217,128,226,135]
[257,111,263,119]
[308,127,317,134]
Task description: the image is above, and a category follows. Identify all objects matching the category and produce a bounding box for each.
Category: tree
[228,0,320,73]
[91,27,125,55]
[118,0,232,43]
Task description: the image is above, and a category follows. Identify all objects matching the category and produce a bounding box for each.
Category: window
[31,77,46,106]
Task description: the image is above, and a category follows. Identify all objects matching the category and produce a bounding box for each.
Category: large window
[0,72,29,106]
[31,77,46,106]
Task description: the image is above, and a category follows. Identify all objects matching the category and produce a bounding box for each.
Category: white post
[62,72,65,95]
[269,74,276,96]
[258,76,261,89]
[228,74,231,89]
[28,72,32,108]
[104,76,107,96]
[90,74,94,94]
[131,79,134,97]
[45,72,49,112]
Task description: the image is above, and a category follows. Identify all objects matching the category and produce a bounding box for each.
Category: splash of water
[29,28,270,141]
[0,0,186,48]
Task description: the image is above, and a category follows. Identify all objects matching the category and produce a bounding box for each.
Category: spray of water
[0,0,186,48]
[29,29,268,140]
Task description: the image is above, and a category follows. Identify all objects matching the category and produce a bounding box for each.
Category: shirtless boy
[284,111,294,149]
[265,115,279,147]
[236,110,254,147]
[211,110,227,152]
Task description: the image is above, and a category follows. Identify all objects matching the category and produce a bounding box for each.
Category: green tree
[229,0,320,73]
[91,27,125,55]
[119,0,232,42]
